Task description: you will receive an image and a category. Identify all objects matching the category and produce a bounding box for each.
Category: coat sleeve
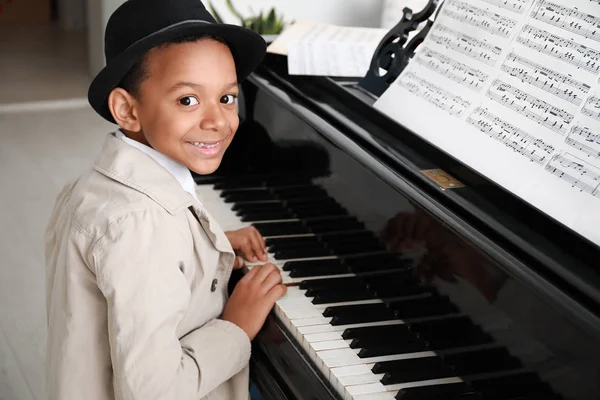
[90,209,250,400]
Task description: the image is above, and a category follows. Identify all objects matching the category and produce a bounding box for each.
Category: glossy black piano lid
[200,54,600,400]
[250,53,600,314]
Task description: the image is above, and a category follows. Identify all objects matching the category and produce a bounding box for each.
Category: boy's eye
[220,94,237,105]
[179,96,199,106]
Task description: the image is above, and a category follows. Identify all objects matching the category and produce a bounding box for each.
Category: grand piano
[193,3,600,399]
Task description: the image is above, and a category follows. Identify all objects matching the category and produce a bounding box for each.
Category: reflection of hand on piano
[382,211,506,302]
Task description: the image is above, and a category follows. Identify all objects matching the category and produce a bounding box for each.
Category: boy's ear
[108,88,141,132]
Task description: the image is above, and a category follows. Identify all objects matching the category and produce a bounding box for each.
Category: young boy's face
[124,39,239,175]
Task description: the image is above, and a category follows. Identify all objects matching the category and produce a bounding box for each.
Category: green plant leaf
[265,8,276,33]
[225,0,244,22]
[207,1,224,24]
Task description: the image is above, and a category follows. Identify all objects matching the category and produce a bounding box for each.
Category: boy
[44,1,286,399]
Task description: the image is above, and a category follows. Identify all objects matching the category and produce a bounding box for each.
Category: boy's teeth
[193,142,219,148]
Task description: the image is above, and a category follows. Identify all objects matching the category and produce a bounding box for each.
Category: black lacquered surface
[195,55,600,400]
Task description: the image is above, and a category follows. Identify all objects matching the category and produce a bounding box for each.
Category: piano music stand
[358,0,440,97]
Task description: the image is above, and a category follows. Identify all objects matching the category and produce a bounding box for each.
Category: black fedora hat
[88,0,266,123]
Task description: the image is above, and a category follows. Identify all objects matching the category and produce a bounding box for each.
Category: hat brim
[88,20,266,124]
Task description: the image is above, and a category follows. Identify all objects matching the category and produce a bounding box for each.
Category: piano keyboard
[196,176,562,400]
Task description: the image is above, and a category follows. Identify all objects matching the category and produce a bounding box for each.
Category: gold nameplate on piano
[421,169,465,190]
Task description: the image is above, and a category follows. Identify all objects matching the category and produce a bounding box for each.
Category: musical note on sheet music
[398,72,471,116]
[467,107,555,164]
[486,79,574,134]
[566,125,600,159]
[581,96,600,121]
[430,25,503,66]
[545,152,600,196]
[479,0,530,14]
[440,0,518,38]
[531,0,600,43]
[517,25,600,74]
[501,53,591,106]
[415,47,490,91]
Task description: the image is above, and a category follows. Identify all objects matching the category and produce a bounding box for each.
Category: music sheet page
[374,0,600,246]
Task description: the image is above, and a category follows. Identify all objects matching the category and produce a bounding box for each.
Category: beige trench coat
[45,132,251,400]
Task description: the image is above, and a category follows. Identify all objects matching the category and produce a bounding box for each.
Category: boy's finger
[252,234,268,261]
[254,263,278,283]
[262,269,283,290]
[241,243,258,262]
[232,256,244,270]
[267,284,287,302]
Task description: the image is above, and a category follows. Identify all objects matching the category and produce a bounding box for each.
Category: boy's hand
[222,263,287,340]
[225,227,268,266]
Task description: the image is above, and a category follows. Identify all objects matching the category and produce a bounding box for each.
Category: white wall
[86,0,126,77]
[207,0,384,28]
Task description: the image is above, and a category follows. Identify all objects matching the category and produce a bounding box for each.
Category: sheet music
[374,0,600,247]
[280,22,388,77]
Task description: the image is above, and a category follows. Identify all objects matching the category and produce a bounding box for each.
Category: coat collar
[94,132,196,215]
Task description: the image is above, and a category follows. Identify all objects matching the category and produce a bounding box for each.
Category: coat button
[211,279,218,292]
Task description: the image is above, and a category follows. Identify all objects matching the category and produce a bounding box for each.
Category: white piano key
[319,348,437,369]
[303,332,343,343]
[353,393,397,400]
[310,339,353,352]
[297,319,404,336]
[383,377,464,392]
[345,382,389,398]
[331,364,373,378]
[338,372,385,386]
[289,316,333,327]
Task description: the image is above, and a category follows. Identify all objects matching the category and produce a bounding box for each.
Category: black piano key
[311,290,375,304]
[288,264,349,278]
[268,241,322,252]
[274,248,331,259]
[240,211,296,222]
[395,383,480,400]
[344,254,412,273]
[306,217,365,233]
[443,348,521,375]
[350,331,417,348]
[224,191,275,203]
[282,258,342,272]
[327,241,384,254]
[294,207,348,219]
[388,295,458,319]
[323,304,397,325]
[305,283,365,297]
[379,356,453,384]
[358,340,428,358]
[266,236,319,246]
[253,221,309,236]
[409,317,493,349]
[342,324,412,340]
[272,186,326,197]
[232,201,282,212]
[300,276,361,291]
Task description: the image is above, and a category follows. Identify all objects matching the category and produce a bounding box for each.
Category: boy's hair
[119,34,229,98]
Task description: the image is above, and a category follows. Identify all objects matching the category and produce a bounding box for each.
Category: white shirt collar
[115,130,200,203]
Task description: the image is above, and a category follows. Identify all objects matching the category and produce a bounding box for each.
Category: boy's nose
[199,104,228,132]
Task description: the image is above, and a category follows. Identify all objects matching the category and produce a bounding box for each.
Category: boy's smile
[109,38,240,175]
